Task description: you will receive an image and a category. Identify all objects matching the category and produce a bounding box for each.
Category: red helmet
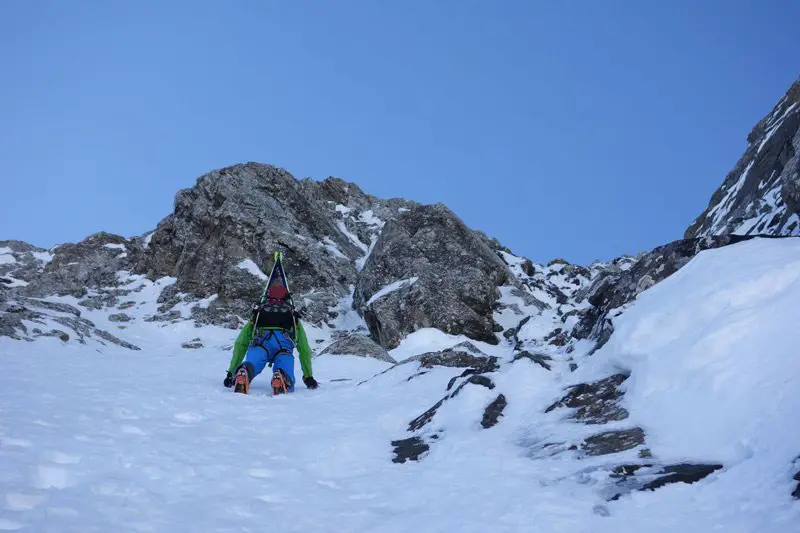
[267,286,289,302]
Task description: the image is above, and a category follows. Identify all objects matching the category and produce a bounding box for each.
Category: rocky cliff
[686,78,800,238]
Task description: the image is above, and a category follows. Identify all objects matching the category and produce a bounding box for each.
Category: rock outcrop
[320,333,396,363]
[355,203,513,349]
[686,78,800,238]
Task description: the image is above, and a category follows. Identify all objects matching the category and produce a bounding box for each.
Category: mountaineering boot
[233,366,250,394]
[271,369,289,396]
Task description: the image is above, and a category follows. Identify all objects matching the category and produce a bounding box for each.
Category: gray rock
[408,371,497,433]
[33,329,70,342]
[793,473,800,499]
[355,203,512,348]
[449,374,495,398]
[608,463,723,501]
[391,437,429,463]
[146,311,182,322]
[320,334,396,363]
[182,338,204,349]
[582,428,645,456]
[93,329,141,351]
[139,163,414,327]
[639,463,723,492]
[545,373,630,424]
[414,343,499,373]
[79,293,119,310]
[108,313,133,323]
[513,350,553,371]
[19,298,82,317]
[21,232,137,298]
[481,394,507,429]
[408,398,447,432]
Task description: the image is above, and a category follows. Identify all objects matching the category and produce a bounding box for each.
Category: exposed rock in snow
[481,393,507,428]
[581,427,646,456]
[356,203,512,348]
[320,333,396,363]
[545,373,630,424]
[19,232,138,299]
[391,436,429,463]
[607,463,723,501]
[181,338,204,349]
[414,342,499,373]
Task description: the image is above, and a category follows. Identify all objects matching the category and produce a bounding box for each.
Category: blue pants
[240,330,296,392]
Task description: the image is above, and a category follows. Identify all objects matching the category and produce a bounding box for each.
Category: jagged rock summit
[686,77,800,238]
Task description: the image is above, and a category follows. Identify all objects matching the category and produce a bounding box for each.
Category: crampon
[233,367,250,394]
[271,370,289,396]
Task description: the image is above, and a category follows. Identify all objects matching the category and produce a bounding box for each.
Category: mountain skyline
[2,2,799,264]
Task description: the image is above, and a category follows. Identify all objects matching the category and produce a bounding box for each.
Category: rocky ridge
[4,78,800,503]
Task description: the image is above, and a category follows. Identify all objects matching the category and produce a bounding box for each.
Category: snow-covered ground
[1,238,799,532]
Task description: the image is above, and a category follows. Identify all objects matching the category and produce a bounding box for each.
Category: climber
[223,286,318,395]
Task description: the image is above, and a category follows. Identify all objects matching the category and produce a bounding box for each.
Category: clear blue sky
[1,1,798,264]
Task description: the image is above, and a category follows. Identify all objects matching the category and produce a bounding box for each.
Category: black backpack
[252,300,296,331]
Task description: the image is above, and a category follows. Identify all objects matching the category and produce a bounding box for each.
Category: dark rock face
[391,437,430,463]
[686,78,800,238]
[132,163,417,327]
[408,398,447,432]
[582,428,645,456]
[481,394,507,429]
[181,338,204,349]
[140,164,361,323]
[449,374,495,398]
[320,333,397,363]
[355,203,512,349]
[406,351,500,433]
[415,343,499,373]
[513,350,553,371]
[793,470,800,499]
[608,463,723,501]
[639,463,723,491]
[573,235,755,349]
[546,373,630,424]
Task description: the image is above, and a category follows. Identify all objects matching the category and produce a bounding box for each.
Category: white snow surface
[0,238,799,532]
[365,277,418,307]
[32,251,54,264]
[103,243,126,251]
[336,220,368,255]
[321,237,347,260]
[575,237,800,528]
[237,259,268,280]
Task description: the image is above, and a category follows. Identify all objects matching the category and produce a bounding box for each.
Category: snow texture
[237,259,268,280]
[1,238,799,532]
[365,277,418,306]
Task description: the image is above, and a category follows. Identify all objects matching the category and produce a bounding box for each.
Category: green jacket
[227,320,314,378]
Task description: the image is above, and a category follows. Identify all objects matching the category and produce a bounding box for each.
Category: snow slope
[1,239,799,532]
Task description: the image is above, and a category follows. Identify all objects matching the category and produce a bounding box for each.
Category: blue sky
[1,1,798,264]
